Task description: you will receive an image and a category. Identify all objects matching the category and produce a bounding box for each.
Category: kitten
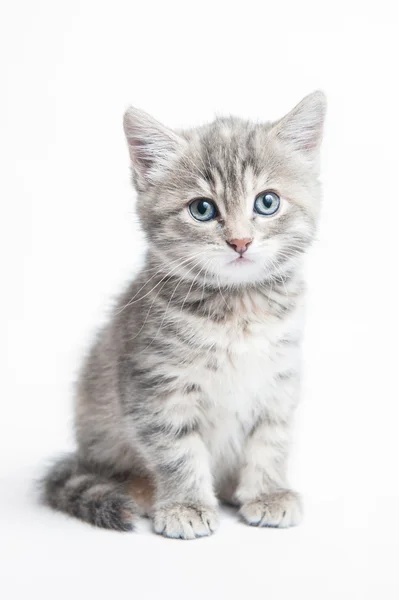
[41,92,326,538]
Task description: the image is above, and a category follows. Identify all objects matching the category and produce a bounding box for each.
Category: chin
[216,258,269,287]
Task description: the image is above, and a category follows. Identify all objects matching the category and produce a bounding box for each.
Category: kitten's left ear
[269,91,326,161]
[123,107,186,190]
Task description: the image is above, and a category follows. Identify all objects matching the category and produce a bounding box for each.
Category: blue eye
[254,191,280,216]
[189,198,217,222]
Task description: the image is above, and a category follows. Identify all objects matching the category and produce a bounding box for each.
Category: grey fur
[41,92,326,538]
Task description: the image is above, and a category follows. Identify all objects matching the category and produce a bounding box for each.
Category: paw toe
[240,490,302,528]
[154,504,219,540]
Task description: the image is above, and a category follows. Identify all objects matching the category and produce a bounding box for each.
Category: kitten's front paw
[240,490,302,528]
[153,503,219,540]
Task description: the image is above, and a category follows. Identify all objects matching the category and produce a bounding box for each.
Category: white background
[1,1,398,598]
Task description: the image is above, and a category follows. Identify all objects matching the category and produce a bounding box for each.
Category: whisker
[142,258,206,352]
[115,251,209,313]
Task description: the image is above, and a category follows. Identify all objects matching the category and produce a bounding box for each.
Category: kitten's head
[123,92,326,287]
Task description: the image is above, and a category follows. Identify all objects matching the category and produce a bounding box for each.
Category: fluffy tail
[40,454,138,531]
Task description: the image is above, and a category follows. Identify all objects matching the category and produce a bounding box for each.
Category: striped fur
[41,92,326,538]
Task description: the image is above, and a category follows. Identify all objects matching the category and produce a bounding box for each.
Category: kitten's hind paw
[153,503,219,540]
[240,490,302,528]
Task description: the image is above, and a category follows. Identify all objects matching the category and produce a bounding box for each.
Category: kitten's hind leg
[128,476,155,517]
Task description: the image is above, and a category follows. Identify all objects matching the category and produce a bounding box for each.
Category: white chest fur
[194,295,304,481]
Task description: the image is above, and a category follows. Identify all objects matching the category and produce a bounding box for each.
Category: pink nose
[227,238,253,254]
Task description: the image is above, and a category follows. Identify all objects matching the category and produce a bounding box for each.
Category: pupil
[263,195,273,208]
[198,201,209,215]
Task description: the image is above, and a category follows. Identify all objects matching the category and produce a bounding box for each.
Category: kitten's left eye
[189,198,217,222]
[254,191,280,216]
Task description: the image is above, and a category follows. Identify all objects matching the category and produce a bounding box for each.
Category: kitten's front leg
[235,415,302,528]
[133,396,218,539]
[152,435,219,539]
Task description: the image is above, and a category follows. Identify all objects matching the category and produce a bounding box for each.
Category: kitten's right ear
[123,107,185,190]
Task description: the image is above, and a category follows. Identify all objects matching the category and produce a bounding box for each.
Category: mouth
[228,255,254,265]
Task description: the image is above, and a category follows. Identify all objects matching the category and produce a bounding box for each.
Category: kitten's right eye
[189,198,217,222]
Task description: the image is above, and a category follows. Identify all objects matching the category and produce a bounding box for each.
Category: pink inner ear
[301,136,319,151]
[129,137,153,170]
[280,120,322,153]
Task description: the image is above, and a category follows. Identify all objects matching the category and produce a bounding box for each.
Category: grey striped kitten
[42,92,326,539]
